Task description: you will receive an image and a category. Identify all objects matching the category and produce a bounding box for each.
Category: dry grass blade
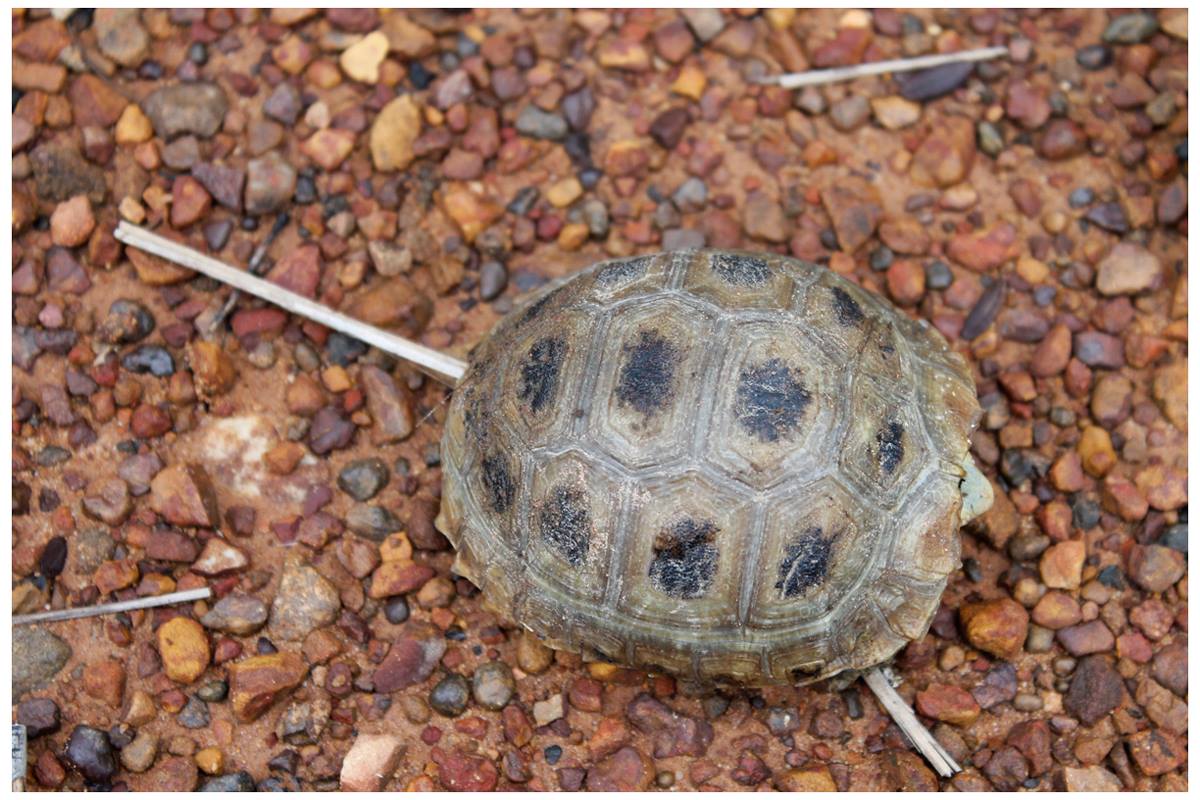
[13,587,213,626]
[762,46,1009,90]
[113,222,468,386]
[863,667,961,777]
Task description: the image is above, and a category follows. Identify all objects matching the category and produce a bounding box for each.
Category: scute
[438,250,984,686]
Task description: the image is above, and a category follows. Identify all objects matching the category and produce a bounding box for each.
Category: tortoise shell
[436,250,985,686]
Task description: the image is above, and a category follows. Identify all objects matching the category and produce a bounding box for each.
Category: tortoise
[434,249,993,688]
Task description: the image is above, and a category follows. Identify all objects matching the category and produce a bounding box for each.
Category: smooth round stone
[337,458,390,502]
[384,595,410,625]
[471,661,516,710]
[429,674,471,717]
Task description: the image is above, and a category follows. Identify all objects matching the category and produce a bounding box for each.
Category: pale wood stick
[12,723,27,791]
[764,46,1008,90]
[12,586,213,626]
[863,667,961,778]
[113,222,468,387]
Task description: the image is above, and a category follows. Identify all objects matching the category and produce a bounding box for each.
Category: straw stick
[12,587,213,626]
[114,223,468,386]
[863,667,961,777]
[763,46,1008,90]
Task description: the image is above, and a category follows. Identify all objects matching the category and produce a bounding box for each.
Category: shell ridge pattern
[735,501,771,629]
[568,306,615,438]
[687,315,735,460]
[600,483,634,610]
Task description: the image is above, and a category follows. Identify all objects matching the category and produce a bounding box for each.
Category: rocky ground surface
[11,7,1188,792]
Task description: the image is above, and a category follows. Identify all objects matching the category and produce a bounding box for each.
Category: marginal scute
[595,254,652,287]
[710,252,771,286]
[830,285,865,327]
[684,251,795,310]
[439,249,985,686]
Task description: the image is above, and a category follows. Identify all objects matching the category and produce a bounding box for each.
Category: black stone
[121,345,175,377]
[869,247,894,271]
[776,527,834,599]
[409,62,434,90]
[506,187,539,216]
[1084,202,1129,234]
[267,750,300,774]
[875,420,905,474]
[326,332,368,366]
[1072,496,1101,530]
[616,329,678,416]
[896,61,974,102]
[518,336,566,414]
[178,696,210,728]
[1075,45,1112,70]
[649,517,720,599]
[429,673,470,717]
[101,300,156,344]
[710,252,770,286]
[1097,564,1126,589]
[961,280,1005,340]
[201,772,257,792]
[64,725,116,784]
[384,595,410,624]
[480,453,515,514]
[294,174,317,204]
[1159,523,1187,554]
[39,535,68,579]
[539,485,591,568]
[734,359,810,443]
[830,286,865,327]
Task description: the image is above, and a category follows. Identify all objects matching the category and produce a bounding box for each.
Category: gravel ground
[11,7,1187,792]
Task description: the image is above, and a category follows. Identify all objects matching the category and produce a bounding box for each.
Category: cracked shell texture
[437,250,982,686]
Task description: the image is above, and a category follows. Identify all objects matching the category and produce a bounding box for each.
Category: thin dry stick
[113,223,467,386]
[864,667,961,777]
[12,587,213,626]
[763,46,1008,90]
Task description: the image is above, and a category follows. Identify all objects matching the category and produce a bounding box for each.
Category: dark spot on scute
[595,255,651,287]
[539,485,591,567]
[480,453,515,514]
[830,286,865,327]
[463,391,491,445]
[518,336,566,413]
[518,290,556,325]
[616,329,678,416]
[649,517,719,599]
[775,527,834,599]
[711,253,770,286]
[875,420,905,474]
[735,358,811,443]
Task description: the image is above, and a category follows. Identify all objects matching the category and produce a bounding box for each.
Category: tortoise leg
[863,666,961,778]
